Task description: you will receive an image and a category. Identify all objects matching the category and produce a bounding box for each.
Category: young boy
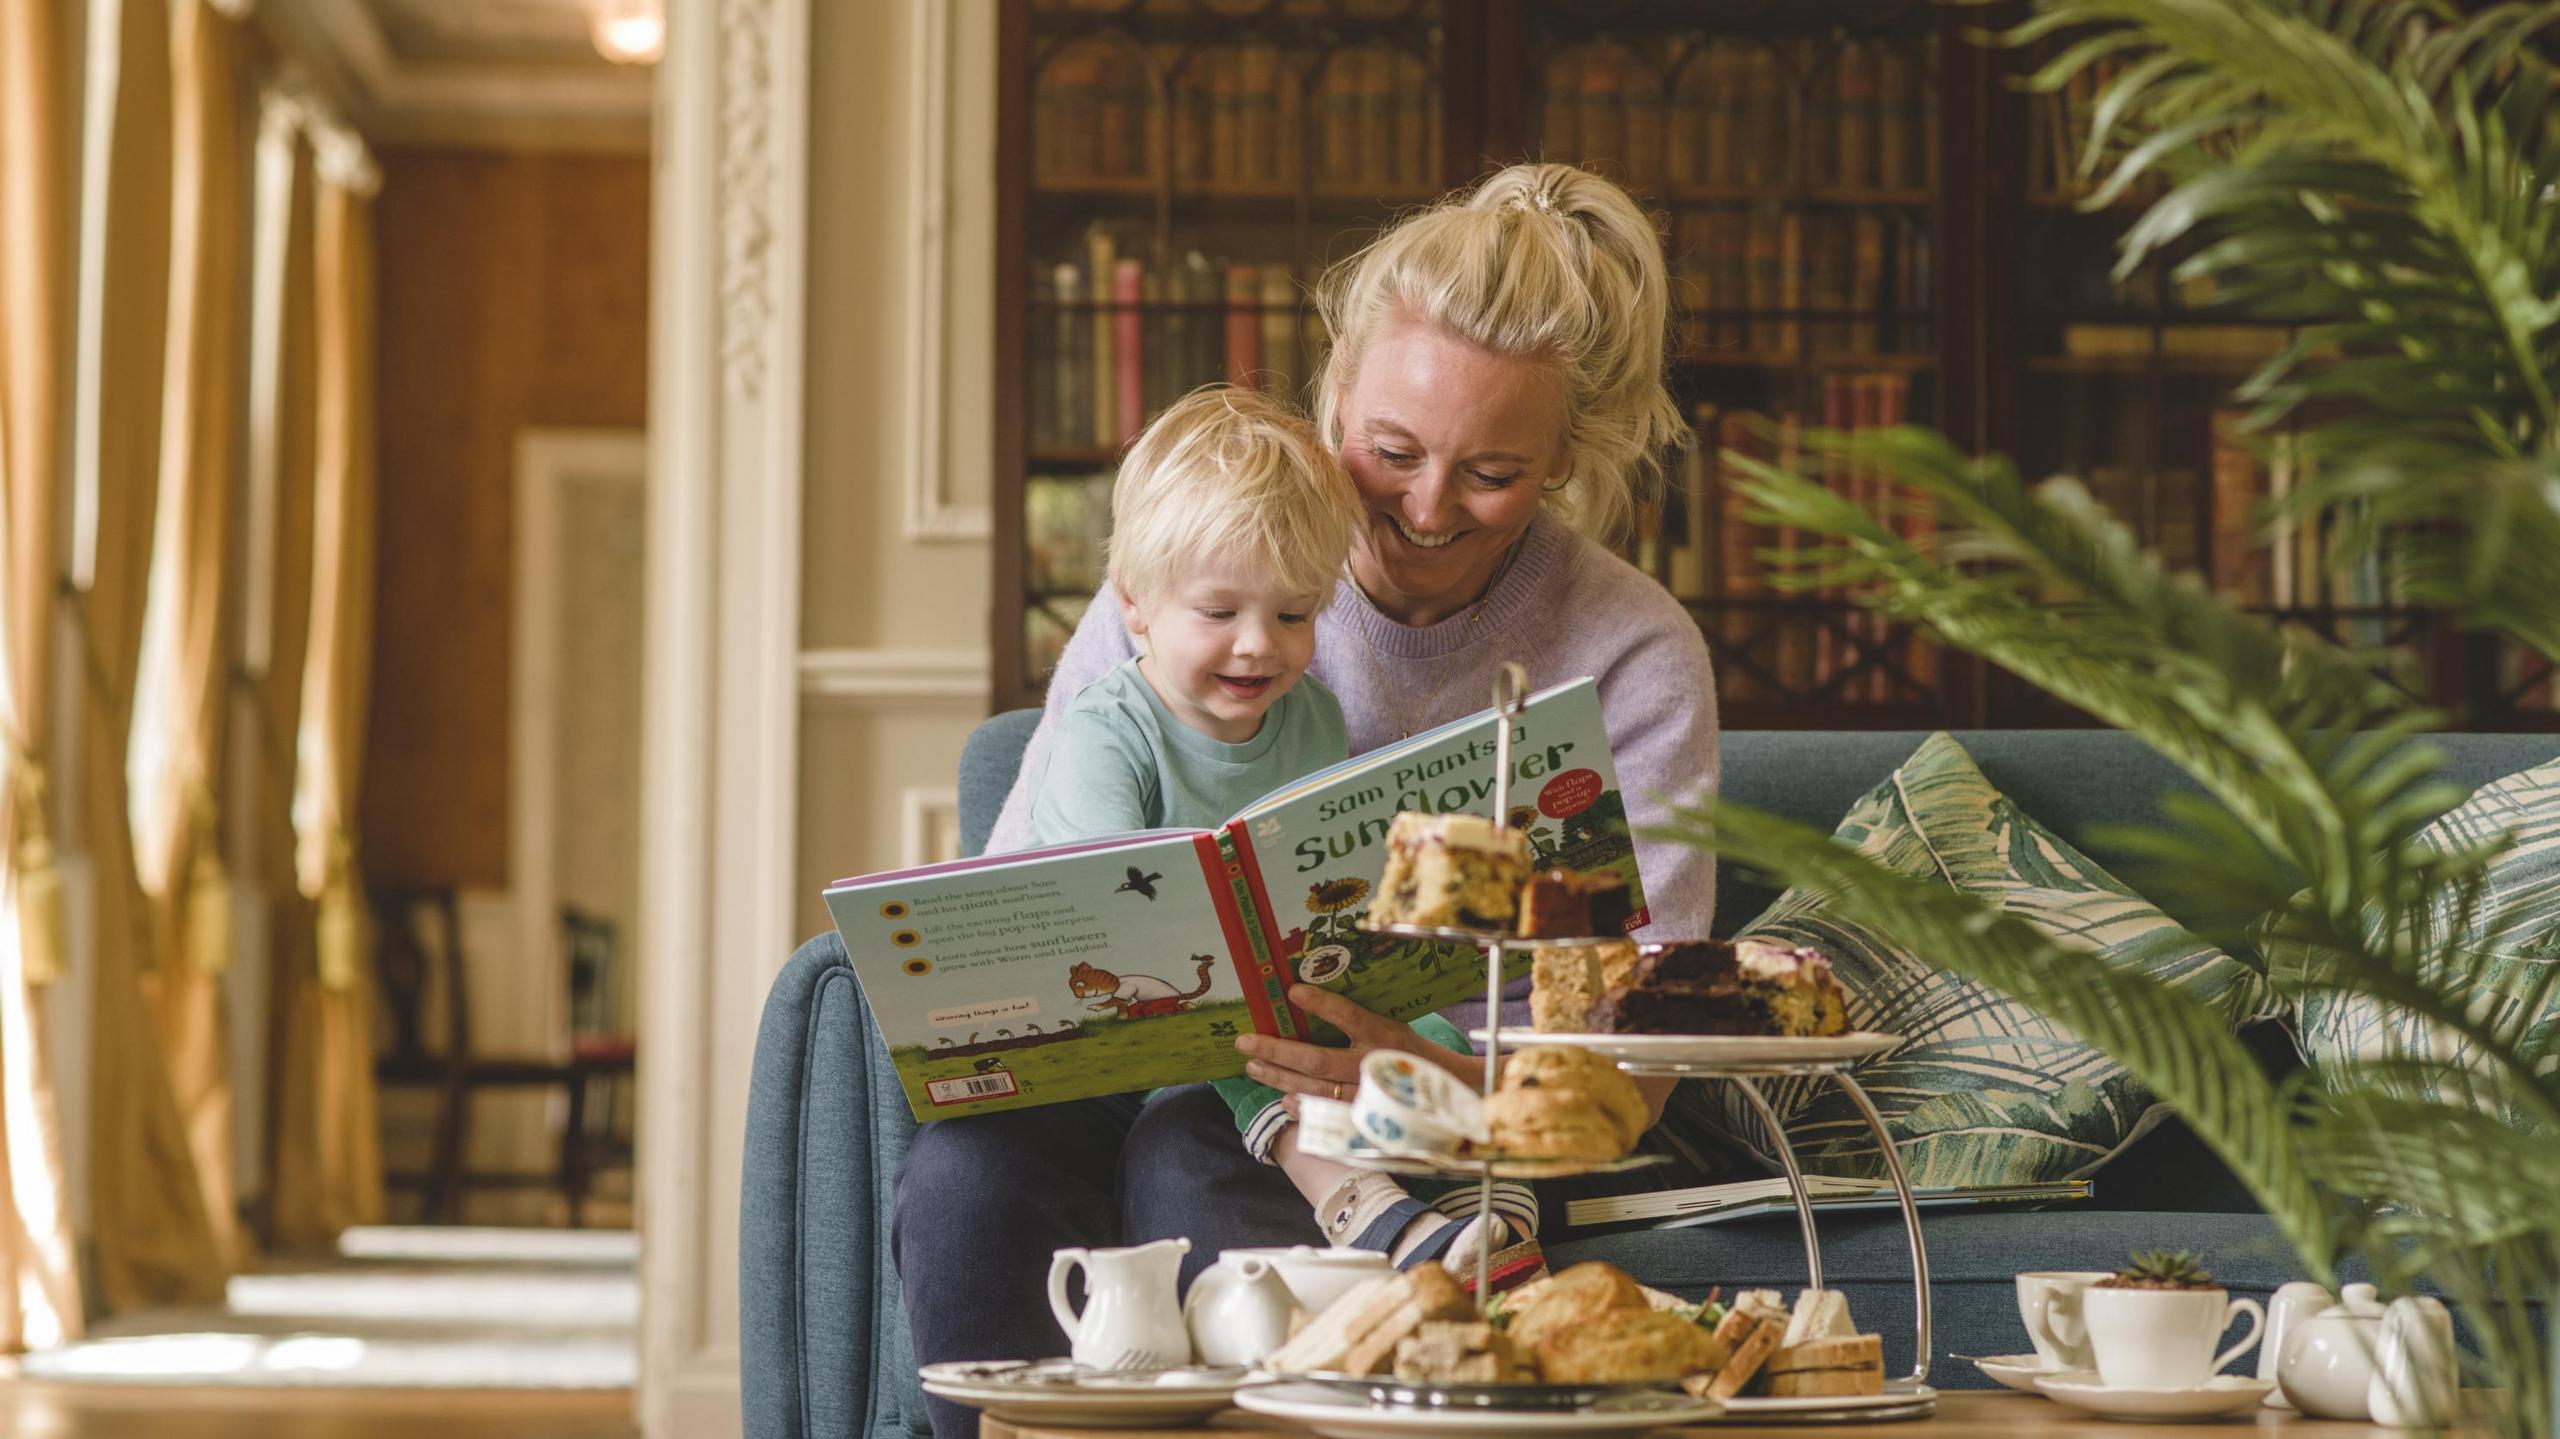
[1020,385,1534,1278]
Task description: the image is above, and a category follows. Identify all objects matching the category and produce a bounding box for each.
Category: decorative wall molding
[250,0,651,152]
[901,0,989,541]
[718,0,775,402]
[899,788,964,869]
[798,647,990,705]
[639,0,805,1431]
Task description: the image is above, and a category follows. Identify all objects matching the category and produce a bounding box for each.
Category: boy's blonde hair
[1107,385,1362,606]
[1313,162,1690,549]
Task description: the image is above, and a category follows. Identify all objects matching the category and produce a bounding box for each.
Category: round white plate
[1965,1353,2055,1393]
[1472,1029,1900,1069]
[918,1360,1256,1427]
[1235,1380,1716,1438]
[2033,1370,2274,1421]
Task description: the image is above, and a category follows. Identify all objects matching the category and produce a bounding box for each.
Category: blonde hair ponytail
[1313,162,1690,547]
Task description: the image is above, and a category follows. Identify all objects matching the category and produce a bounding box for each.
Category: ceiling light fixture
[590,0,664,66]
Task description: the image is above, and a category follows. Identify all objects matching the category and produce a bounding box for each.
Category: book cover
[1113,257,1144,444]
[1259,264,1296,398]
[827,678,1636,1120]
[1086,225,1118,448]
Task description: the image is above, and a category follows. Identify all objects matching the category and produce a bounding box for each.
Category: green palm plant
[1644,3,2560,1432]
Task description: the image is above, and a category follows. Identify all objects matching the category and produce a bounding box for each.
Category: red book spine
[1114,258,1145,444]
[1219,824,1297,1039]
[1194,833,1284,1042]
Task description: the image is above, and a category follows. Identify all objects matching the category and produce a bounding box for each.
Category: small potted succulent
[2082,1250,2265,1390]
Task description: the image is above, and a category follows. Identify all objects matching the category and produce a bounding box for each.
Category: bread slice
[1266,1274,1398,1374]
[1763,1334,1884,1397]
[1782,1288,1853,1348]
[1704,1290,1789,1400]
[1341,1265,1473,1376]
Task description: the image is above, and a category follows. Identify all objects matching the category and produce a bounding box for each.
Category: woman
[897,163,1721,1438]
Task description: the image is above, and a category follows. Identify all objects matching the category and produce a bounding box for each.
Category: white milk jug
[1048,1238,1193,1370]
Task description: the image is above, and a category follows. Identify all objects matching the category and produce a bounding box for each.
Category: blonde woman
[900,165,1720,1438]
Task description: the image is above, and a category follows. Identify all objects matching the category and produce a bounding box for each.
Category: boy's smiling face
[1120,558,1326,744]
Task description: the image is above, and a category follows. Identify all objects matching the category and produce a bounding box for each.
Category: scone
[1500,1046,1646,1148]
[1535,1307,1723,1384]
[1484,1086,1627,1160]
[1368,813,1532,931]
[1503,1262,1648,1353]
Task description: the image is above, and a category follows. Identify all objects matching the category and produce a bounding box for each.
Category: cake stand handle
[1731,1076,1824,1293]
[1832,1069,1932,1387]
[1473,662,1528,1312]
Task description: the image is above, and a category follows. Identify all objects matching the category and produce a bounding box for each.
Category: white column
[637,0,807,1432]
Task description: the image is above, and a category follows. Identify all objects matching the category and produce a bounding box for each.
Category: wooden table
[980,1389,2469,1438]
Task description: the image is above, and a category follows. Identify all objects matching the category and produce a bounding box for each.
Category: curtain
[76,0,226,1309]
[0,0,86,1352]
[274,130,383,1244]
[129,0,250,1273]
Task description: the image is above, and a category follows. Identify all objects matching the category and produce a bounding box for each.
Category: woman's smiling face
[1335,311,1570,627]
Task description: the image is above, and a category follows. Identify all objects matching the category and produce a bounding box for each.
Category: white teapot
[2278,1282,2383,1419]
[1183,1251,1302,1367]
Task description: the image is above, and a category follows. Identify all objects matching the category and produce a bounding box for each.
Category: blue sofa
[740,720,2555,1439]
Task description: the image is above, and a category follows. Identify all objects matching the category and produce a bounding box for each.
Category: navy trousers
[892,1083,1322,1439]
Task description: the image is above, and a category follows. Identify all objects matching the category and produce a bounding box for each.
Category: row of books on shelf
[2026,49,2170,206]
[1674,206,1933,359]
[1542,36,1936,194]
[2206,409,2398,618]
[1642,379,1936,707]
[1035,41,1438,192]
[1030,227,1310,452]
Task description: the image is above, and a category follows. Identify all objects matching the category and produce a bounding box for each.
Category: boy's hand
[1234,984,1486,1109]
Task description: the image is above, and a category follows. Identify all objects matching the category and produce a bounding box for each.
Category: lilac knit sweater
[989,511,1723,938]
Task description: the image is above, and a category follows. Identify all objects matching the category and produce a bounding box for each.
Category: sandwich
[1682,1288,1789,1400]
[1265,1273,1397,1375]
[1763,1287,1884,1397]
[1393,1320,1537,1384]
[1339,1263,1475,1376]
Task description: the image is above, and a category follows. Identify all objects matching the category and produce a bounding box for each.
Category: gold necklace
[1353,539,1525,740]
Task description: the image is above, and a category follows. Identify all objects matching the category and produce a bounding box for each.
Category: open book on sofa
[825,677,1642,1121]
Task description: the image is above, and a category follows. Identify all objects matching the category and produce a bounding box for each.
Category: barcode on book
[927,1071,1021,1106]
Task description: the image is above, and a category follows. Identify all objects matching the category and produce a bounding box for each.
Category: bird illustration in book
[1068,957,1215,1019]
[1115,865,1164,900]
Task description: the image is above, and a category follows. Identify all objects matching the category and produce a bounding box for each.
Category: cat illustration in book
[1069,956,1215,1019]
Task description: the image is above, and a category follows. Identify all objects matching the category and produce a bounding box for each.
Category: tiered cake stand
[1346,664,1934,1410]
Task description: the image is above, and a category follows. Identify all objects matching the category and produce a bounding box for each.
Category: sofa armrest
[741,932,931,1439]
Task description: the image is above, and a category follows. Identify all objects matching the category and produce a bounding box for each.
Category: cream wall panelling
[902,0,990,541]
[512,427,647,1087]
[899,788,964,870]
[797,647,990,704]
[639,0,806,1431]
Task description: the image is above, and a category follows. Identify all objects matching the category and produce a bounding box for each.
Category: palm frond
[1643,795,2339,1282]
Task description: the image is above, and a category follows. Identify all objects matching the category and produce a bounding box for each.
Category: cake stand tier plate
[917,1361,1259,1428]
[1472,1028,1900,1070]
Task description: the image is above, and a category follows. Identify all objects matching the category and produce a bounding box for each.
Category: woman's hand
[1235,985,1484,1110]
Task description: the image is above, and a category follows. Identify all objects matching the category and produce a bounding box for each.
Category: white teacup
[2017,1270,2111,1371]
[2083,1285,2264,1391]
[1349,1050,1484,1154]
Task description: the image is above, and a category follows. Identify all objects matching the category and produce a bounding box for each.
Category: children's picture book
[824,677,1642,1121]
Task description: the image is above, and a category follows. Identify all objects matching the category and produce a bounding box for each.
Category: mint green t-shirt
[1022,657,1348,848]
[1021,659,1470,1148]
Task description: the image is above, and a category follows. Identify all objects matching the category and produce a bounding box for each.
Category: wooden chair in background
[370,889,633,1226]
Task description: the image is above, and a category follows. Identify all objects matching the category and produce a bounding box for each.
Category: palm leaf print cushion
[2275,752,2560,1127]
[1679,731,2277,1186]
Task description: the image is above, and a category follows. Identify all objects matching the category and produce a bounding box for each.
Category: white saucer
[2033,1369,2275,1421]
[918,1360,1257,1427]
[1235,1380,1716,1438]
[1718,1381,1937,1417]
[1474,1028,1900,1069]
[1966,1353,2055,1393]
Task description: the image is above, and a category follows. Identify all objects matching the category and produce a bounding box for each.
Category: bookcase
[992,0,2554,731]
